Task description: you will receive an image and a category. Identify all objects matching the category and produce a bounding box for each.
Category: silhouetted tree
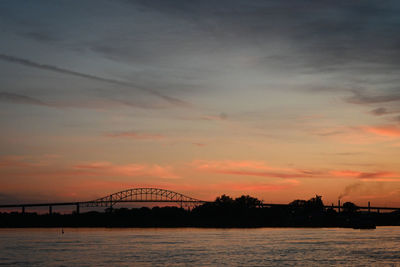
[306,195,324,212]
[289,199,307,208]
[342,202,358,213]
[215,195,234,208]
[234,195,262,209]
[289,195,324,214]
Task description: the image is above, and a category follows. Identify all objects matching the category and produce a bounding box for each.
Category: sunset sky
[1,0,400,207]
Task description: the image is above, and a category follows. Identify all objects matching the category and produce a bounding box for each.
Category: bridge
[0,188,206,214]
[0,188,399,214]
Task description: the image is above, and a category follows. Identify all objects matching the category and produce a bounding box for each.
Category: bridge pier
[22,206,25,214]
[368,201,370,213]
[76,203,80,214]
[49,205,52,215]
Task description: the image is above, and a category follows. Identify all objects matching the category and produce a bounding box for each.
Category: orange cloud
[330,170,398,179]
[0,155,51,168]
[314,126,386,145]
[192,142,206,147]
[192,160,400,181]
[194,160,277,170]
[192,160,312,179]
[215,183,292,192]
[75,161,179,179]
[106,131,165,140]
[363,125,400,138]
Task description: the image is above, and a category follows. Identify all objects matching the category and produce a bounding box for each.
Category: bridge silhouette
[0,188,206,214]
[0,187,399,214]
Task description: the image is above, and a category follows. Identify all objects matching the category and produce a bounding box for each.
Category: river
[1,227,399,266]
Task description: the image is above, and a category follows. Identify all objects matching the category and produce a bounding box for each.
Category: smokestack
[338,199,341,213]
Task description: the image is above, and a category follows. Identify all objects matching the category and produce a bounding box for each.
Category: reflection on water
[0,227,399,266]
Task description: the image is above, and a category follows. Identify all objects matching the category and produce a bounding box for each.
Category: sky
[1,0,400,207]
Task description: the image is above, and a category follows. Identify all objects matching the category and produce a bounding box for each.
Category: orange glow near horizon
[1,154,400,207]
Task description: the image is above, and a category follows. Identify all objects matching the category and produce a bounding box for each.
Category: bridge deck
[0,200,207,208]
[262,203,400,211]
[0,202,398,211]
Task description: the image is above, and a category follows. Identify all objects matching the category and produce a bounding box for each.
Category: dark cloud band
[0,54,190,108]
[347,90,400,104]
[0,92,49,106]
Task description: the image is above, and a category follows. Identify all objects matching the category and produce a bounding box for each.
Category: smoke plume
[338,183,362,199]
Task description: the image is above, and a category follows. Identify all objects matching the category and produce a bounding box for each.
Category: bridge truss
[81,188,205,209]
[0,188,206,214]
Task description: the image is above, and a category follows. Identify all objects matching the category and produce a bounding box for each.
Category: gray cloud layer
[1,0,400,118]
[0,54,190,108]
[0,91,171,110]
[0,92,48,106]
[347,90,400,104]
[370,108,390,116]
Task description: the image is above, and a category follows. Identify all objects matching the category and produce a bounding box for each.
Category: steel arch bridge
[81,188,205,208]
[0,188,207,214]
[1,188,400,214]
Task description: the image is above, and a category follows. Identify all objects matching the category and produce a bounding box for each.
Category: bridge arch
[82,188,205,208]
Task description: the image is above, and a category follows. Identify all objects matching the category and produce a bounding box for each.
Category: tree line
[0,194,398,228]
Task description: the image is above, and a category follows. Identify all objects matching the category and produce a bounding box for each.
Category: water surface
[1,227,399,266]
